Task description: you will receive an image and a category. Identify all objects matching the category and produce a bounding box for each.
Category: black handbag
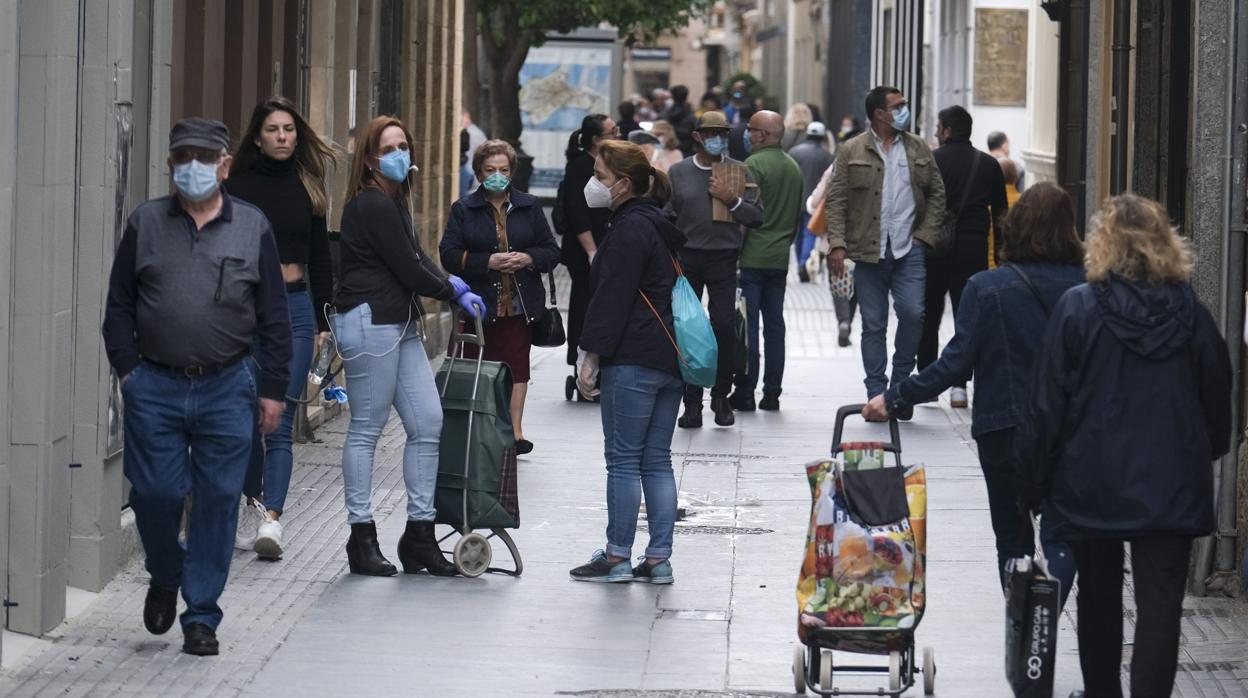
[930,149,982,258]
[530,272,566,347]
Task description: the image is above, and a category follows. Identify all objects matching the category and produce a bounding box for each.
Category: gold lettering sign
[974,8,1028,107]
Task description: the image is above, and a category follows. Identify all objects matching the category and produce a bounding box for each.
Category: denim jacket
[885,262,1086,437]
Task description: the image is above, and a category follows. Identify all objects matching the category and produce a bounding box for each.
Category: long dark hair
[233,96,337,215]
[597,140,672,208]
[565,113,610,161]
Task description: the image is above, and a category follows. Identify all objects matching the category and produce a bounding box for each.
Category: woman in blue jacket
[864,182,1086,601]
[440,140,560,454]
[1018,194,1231,698]
[569,140,687,585]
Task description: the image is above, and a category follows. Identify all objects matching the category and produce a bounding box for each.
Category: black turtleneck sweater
[226,154,334,331]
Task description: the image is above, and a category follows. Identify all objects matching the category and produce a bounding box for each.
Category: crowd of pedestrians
[103,81,1233,698]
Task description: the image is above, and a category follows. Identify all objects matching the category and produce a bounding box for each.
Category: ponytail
[648,167,672,208]
[564,129,583,161]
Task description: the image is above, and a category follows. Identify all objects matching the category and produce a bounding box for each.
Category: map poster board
[973,8,1028,107]
[519,40,616,199]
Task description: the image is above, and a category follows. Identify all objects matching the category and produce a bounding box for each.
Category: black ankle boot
[397,521,459,576]
[346,521,397,576]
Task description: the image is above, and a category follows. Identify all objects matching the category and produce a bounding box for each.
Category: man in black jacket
[659,85,697,156]
[921,105,1008,407]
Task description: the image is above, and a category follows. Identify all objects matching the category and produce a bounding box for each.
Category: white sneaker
[234,499,265,550]
[254,515,284,560]
[950,387,969,408]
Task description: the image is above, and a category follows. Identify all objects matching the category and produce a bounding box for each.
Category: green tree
[479,0,716,150]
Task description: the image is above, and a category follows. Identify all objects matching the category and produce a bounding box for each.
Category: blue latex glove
[448,275,471,298]
[457,290,485,318]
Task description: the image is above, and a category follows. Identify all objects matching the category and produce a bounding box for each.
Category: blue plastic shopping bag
[670,275,718,388]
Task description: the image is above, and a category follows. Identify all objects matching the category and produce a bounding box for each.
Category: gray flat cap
[169,117,230,151]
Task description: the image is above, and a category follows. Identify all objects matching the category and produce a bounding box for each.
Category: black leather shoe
[346,521,397,576]
[837,322,851,347]
[516,439,534,455]
[728,391,755,412]
[895,403,914,421]
[711,397,735,426]
[677,406,702,428]
[759,393,780,411]
[182,622,219,656]
[397,521,459,576]
[143,583,178,635]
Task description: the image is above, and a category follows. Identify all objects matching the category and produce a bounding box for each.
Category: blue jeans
[736,267,788,396]
[600,364,683,560]
[335,303,442,525]
[244,288,315,514]
[854,244,926,398]
[123,359,257,629]
[795,212,818,267]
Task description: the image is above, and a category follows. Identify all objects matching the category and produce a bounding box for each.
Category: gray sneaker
[632,558,674,584]
[569,550,634,583]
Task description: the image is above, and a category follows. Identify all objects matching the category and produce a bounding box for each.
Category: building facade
[0,0,468,657]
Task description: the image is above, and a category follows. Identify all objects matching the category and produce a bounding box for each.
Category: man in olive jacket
[825,86,946,415]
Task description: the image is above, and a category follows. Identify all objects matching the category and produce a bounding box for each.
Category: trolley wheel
[453,533,492,578]
[819,650,834,692]
[923,647,936,695]
[888,650,902,692]
[792,645,807,694]
[565,375,575,401]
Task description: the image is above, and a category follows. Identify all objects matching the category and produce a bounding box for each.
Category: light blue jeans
[854,244,926,398]
[335,303,442,525]
[600,364,683,560]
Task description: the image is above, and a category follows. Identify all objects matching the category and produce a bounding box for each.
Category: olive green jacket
[824,129,946,262]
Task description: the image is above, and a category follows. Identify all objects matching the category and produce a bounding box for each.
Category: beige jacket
[824,129,946,262]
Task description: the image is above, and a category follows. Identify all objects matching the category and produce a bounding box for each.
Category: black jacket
[1017,277,1232,539]
[439,187,561,324]
[659,101,696,156]
[579,197,686,378]
[556,152,611,276]
[933,139,1008,236]
[335,188,455,324]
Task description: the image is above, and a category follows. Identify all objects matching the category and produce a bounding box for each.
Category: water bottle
[309,336,336,385]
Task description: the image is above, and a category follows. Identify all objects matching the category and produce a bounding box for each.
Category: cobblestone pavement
[1,266,1245,697]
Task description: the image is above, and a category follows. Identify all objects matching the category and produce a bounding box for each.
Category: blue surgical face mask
[378,148,412,182]
[173,160,221,202]
[891,105,912,132]
[703,135,728,156]
[481,172,510,193]
[742,129,754,154]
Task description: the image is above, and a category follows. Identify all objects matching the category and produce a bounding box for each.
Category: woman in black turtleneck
[227,96,336,560]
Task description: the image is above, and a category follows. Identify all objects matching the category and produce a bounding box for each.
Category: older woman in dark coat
[440,140,560,455]
[1017,194,1232,698]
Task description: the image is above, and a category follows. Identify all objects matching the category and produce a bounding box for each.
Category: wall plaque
[973,8,1028,107]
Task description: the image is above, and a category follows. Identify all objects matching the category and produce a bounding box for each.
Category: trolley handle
[451,313,486,349]
[831,403,903,467]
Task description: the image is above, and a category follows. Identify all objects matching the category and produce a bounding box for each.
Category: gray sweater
[666,155,764,250]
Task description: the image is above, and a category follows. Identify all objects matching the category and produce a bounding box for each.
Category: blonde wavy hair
[785,102,813,131]
[1085,194,1192,284]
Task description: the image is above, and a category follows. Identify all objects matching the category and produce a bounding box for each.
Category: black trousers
[1071,535,1192,698]
[565,267,591,367]
[917,233,989,385]
[679,248,739,403]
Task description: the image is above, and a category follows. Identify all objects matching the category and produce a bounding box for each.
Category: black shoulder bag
[530,272,566,347]
[931,150,982,258]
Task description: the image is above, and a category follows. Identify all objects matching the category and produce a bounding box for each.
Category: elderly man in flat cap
[103,117,291,655]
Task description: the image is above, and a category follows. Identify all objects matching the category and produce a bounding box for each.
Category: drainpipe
[1212,0,1248,587]
[1109,0,1130,194]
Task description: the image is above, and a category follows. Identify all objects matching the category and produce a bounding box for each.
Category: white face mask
[583,176,615,209]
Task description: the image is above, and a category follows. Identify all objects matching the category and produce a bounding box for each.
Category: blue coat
[886,262,1087,437]
[579,198,686,378]
[1016,277,1232,539]
[440,188,561,324]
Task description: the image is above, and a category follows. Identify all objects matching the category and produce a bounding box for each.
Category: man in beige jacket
[825,86,946,417]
